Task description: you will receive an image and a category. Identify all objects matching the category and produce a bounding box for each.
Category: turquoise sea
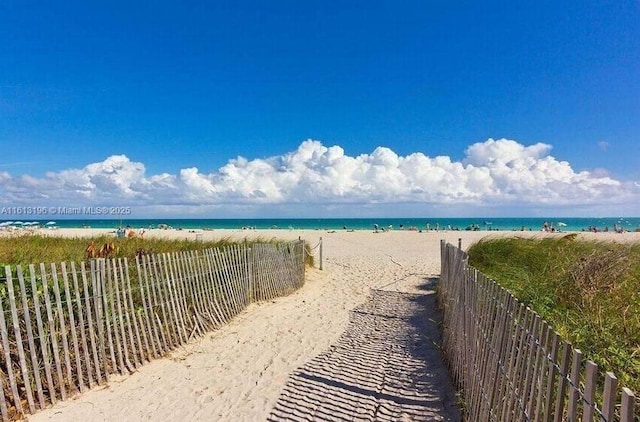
[5,217,639,233]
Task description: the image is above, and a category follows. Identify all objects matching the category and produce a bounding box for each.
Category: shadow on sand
[268,279,461,421]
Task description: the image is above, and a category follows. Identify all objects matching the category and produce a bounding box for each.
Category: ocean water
[7,217,639,233]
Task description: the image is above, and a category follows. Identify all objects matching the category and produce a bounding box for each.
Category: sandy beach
[22,228,639,421]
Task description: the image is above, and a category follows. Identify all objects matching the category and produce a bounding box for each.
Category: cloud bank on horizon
[1,138,638,218]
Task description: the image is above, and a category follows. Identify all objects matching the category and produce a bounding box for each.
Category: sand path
[27,230,459,421]
[268,286,460,421]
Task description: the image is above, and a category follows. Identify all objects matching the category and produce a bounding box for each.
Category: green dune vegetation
[467,236,640,394]
[0,234,314,268]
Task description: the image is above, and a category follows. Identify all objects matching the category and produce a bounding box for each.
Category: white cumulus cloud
[0,138,636,217]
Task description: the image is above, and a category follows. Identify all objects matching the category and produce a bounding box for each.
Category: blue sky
[1,1,639,217]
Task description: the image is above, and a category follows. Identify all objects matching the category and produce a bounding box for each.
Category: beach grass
[0,234,314,267]
[467,236,640,394]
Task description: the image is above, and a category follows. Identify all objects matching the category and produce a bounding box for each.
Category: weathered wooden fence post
[247,244,254,303]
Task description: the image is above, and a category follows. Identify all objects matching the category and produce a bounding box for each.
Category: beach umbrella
[45,221,57,225]
[12,221,24,225]
[0,222,11,227]
[557,222,567,227]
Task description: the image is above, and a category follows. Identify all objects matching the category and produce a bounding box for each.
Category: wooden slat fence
[439,241,637,421]
[0,240,305,421]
